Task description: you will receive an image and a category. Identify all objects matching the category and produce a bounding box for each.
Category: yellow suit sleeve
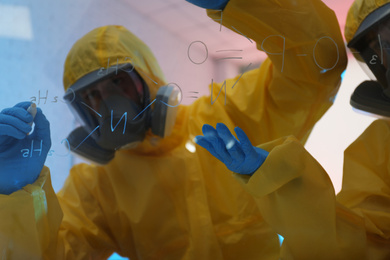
[337,119,390,258]
[0,167,62,260]
[233,137,368,260]
[0,164,123,260]
[203,0,347,144]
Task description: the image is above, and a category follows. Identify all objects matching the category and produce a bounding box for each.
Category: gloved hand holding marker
[195,123,268,175]
[0,101,51,195]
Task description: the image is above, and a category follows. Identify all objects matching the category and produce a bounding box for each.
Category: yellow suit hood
[62,25,185,155]
[63,25,166,101]
[345,0,390,44]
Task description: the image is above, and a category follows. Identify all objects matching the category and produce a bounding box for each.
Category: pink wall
[323,0,355,40]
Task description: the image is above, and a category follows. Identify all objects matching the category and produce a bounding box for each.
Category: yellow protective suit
[233,1,390,259]
[341,0,390,258]
[0,0,346,259]
[234,120,390,260]
[337,120,390,259]
[233,136,369,260]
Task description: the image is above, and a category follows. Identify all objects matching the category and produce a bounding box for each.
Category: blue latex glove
[185,0,229,10]
[195,123,268,175]
[0,102,51,195]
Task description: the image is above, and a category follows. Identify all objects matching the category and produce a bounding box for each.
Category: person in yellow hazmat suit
[196,0,390,259]
[0,0,346,259]
[337,0,390,258]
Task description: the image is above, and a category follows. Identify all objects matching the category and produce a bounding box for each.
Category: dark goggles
[63,64,150,134]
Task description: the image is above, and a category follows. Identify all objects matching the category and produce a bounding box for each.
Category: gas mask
[348,3,390,117]
[63,63,181,165]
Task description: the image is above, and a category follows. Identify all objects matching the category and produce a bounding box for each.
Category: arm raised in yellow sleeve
[202,0,347,144]
[233,137,368,259]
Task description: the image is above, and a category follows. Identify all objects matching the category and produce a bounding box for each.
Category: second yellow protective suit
[233,0,390,259]
[233,120,390,260]
[0,0,346,259]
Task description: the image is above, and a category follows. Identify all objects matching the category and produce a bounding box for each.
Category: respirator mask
[63,63,181,165]
[349,3,390,117]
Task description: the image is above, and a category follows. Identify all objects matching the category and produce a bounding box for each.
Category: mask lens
[351,17,390,89]
[64,65,152,153]
[79,70,144,113]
